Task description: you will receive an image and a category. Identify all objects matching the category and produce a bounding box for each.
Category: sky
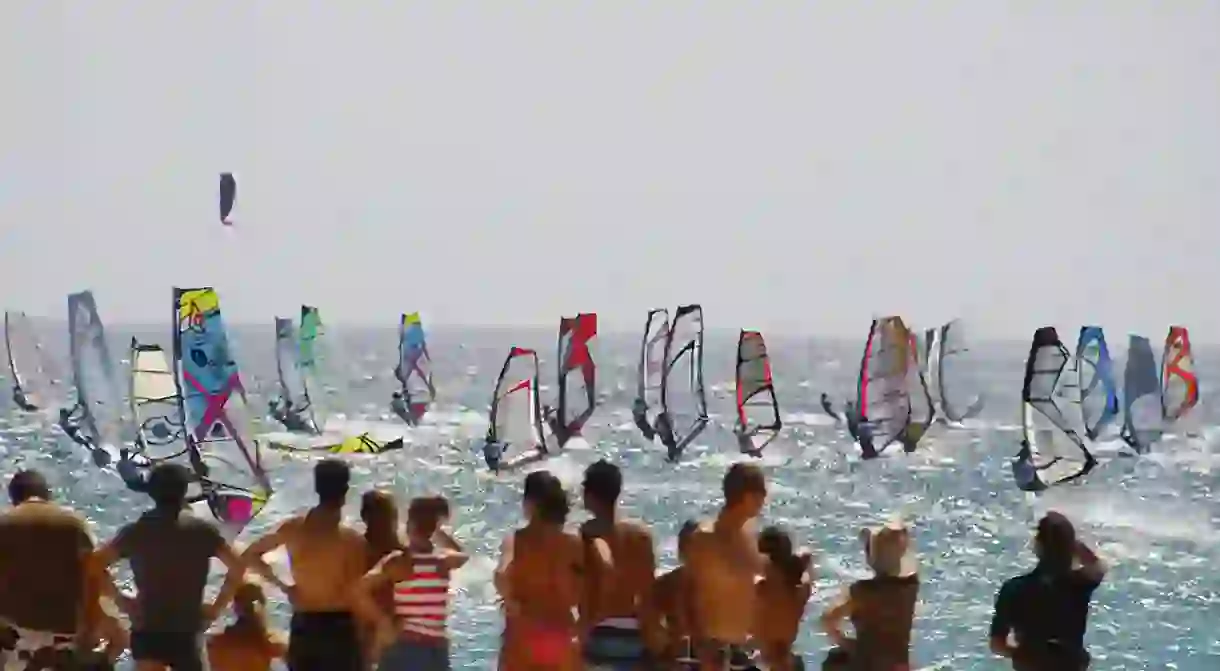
[2,2,1218,341]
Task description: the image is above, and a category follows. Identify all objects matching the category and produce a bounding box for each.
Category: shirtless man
[579,459,660,668]
[242,458,368,671]
[686,462,769,670]
[0,470,103,668]
[654,520,699,669]
[91,462,247,671]
[495,470,611,671]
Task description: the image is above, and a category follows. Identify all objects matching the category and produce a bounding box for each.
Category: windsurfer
[10,387,37,412]
[631,398,655,440]
[271,398,316,434]
[389,391,415,426]
[1012,439,1048,492]
[242,459,368,671]
[58,404,111,467]
[820,393,839,422]
[655,413,678,460]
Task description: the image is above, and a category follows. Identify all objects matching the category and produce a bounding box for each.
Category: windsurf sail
[734,330,781,454]
[129,338,191,465]
[219,172,236,225]
[1121,334,1163,454]
[174,287,272,533]
[485,347,546,469]
[903,326,936,446]
[658,305,709,460]
[1020,327,1095,485]
[269,433,404,455]
[396,312,436,420]
[1161,326,1199,425]
[855,316,912,452]
[4,311,59,411]
[1075,326,1119,440]
[556,313,597,438]
[632,309,669,440]
[918,327,944,419]
[67,291,125,461]
[273,317,314,430]
[936,320,986,422]
[298,305,330,430]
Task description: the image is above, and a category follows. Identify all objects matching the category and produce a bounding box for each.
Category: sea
[1,323,1217,670]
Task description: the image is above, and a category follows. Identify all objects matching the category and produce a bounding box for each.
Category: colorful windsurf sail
[396,312,436,421]
[658,305,709,461]
[272,317,315,431]
[556,313,597,439]
[902,324,935,448]
[1121,334,1163,454]
[734,330,781,454]
[1075,326,1119,440]
[936,320,985,422]
[298,305,330,430]
[632,309,669,441]
[4,311,59,412]
[855,316,912,453]
[219,173,237,225]
[484,347,546,470]
[1019,327,1095,486]
[268,433,404,455]
[174,287,272,533]
[66,291,125,462]
[1161,326,1199,425]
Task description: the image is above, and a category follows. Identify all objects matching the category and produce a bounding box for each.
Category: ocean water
[1,323,1217,670]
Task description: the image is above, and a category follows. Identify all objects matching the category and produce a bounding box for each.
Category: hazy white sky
[3,2,1218,340]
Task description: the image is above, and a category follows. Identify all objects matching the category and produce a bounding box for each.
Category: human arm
[352,552,408,655]
[577,536,611,638]
[87,531,136,616]
[988,581,1017,658]
[1075,540,1107,583]
[819,588,854,649]
[434,526,463,552]
[493,534,515,604]
[205,537,248,621]
[239,518,295,595]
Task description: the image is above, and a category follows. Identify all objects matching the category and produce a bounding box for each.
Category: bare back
[687,521,760,645]
[207,625,286,671]
[500,526,586,671]
[283,511,369,612]
[754,569,812,670]
[580,518,655,621]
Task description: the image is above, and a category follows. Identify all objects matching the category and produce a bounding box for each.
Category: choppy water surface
[2,325,1217,669]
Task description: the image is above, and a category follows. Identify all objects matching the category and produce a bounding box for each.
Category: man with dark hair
[242,459,368,671]
[0,469,103,667]
[580,459,660,667]
[686,462,768,670]
[990,511,1107,670]
[90,463,246,671]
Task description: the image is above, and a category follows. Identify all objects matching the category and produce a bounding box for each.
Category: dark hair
[147,463,191,509]
[582,459,622,505]
[759,525,804,587]
[361,490,397,528]
[8,470,50,505]
[407,496,442,538]
[677,519,698,552]
[523,470,569,525]
[723,462,766,505]
[314,459,350,505]
[431,495,451,519]
[1036,511,1077,574]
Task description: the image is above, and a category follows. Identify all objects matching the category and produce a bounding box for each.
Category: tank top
[392,550,450,639]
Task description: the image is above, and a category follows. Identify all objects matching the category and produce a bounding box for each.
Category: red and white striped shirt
[392,550,450,639]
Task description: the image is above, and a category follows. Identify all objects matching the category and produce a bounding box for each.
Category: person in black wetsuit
[820,393,838,423]
[1011,439,1049,492]
[990,512,1107,670]
[58,405,111,467]
[389,390,414,426]
[10,387,38,412]
[655,412,679,461]
[631,398,655,440]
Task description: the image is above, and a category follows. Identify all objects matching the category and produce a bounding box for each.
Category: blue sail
[1075,326,1119,440]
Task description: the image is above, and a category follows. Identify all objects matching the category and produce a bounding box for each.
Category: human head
[58,407,70,421]
[147,463,192,510]
[860,520,916,577]
[314,459,350,507]
[523,470,569,525]
[582,459,622,513]
[759,525,805,586]
[233,580,267,621]
[360,490,398,537]
[406,496,443,543]
[1034,511,1076,574]
[392,391,402,400]
[9,470,50,505]
[722,462,767,518]
[677,519,698,563]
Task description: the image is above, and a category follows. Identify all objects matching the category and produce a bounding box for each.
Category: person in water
[10,387,38,412]
[631,398,656,440]
[495,470,611,671]
[820,520,920,671]
[755,526,813,671]
[206,581,288,671]
[389,391,416,426]
[990,512,1107,671]
[819,393,838,423]
[1012,439,1049,492]
[0,470,112,669]
[270,398,316,434]
[354,495,468,670]
[685,462,769,669]
[91,462,248,671]
[654,412,679,461]
[580,459,661,668]
[58,405,111,467]
[242,459,368,671]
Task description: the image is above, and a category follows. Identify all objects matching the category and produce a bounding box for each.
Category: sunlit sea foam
[2,326,1218,669]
